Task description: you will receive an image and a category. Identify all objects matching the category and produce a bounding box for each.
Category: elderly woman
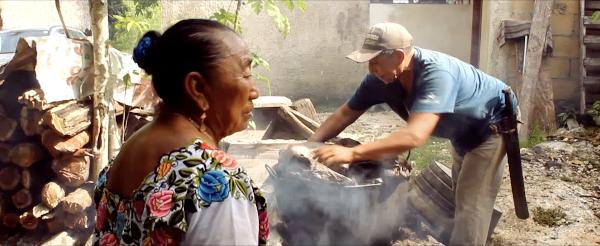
[93,19,268,245]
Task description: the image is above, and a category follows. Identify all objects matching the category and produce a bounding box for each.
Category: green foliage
[520,125,545,148]
[248,0,306,37]
[210,8,242,33]
[108,1,161,52]
[592,11,600,23]
[557,109,576,128]
[586,100,600,118]
[409,137,452,172]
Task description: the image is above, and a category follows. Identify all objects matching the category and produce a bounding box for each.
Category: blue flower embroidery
[97,172,106,188]
[133,36,153,64]
[115,213,126,238]
[197,170,229,203]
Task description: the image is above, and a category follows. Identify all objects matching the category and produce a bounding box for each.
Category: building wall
[162,0,370,108]
[369,3,473,63]
[479,0,581,111]
[0,0,90,32]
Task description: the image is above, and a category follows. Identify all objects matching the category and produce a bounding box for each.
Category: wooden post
[518,0,554,140]
[90,0,110,182]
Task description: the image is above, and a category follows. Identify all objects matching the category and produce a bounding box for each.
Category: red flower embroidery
[133,199,145,220]
[258,210,269,240]
[95,202,108,231]
[211,150,238,170]
[99,233,118,246]
[147,190,174,218]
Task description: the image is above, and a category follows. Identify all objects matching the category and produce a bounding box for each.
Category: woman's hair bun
[132,31,161,74]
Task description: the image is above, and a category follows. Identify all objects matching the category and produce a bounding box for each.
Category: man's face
[368,50,401,84]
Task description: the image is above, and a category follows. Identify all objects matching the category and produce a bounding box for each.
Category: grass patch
[409,137,452,171]
[532,206,567,227]
[520,125,546,148]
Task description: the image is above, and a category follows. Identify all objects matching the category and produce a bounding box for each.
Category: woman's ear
[184,72,210,111]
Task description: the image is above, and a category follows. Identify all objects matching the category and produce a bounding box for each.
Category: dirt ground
[323,110,600,245]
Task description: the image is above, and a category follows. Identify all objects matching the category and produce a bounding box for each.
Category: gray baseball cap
[346,22,413,63]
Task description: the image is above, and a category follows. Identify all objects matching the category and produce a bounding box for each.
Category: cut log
[292,98,319,122]
[3,212,19,228]
[52,154,90,187]
[44,100,92,136]
[0,142,11,162]
[0,197,4,218]
[12,188,32,210]
[278,106,314,139]
[41,129,90,158]
[9,143,47,167]
[41,182,66,209]
[19,107,44,136]
[31,203,51,218]
[0,165,21,191]
[44,218,65,234]
[19,210,38,230]
[17,89,58,111]
[21,168,32,190]
[63,212,90,231]
[61,185,93,214]
[41,231,77,246]
[0,115,17,141]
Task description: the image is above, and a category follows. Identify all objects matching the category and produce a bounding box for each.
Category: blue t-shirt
[347,47,518,155]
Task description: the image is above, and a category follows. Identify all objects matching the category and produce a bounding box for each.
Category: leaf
[131,223,142,240]
[248,0,264,14]
[251,53,271,70]
[282,0,294,10]
[169,210,184,227]
[265,1,290,37]
[234,179,249,198]
[126,21,134,32]
[175,186,187,194]
[168,171,176,185]
[247,119,257,130]
[183,159,203,167]
[254,73,272,96]
[122,73,132,87]
[174,154,187,160]
[296,0,307,11]
[178,168,194,178]
[201,151,209,160]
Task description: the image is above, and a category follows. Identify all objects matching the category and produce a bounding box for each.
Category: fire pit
[269,141,410,245]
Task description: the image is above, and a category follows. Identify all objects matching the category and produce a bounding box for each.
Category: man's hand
[312,145,356,166]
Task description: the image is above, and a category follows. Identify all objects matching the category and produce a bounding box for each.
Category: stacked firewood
[0,88,95,242]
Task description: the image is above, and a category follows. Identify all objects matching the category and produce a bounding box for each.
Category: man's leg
[449,134,506,245]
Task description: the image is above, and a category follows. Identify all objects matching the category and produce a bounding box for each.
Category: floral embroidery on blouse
[93,139,269,245]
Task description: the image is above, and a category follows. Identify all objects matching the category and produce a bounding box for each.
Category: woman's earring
[200,111,207,132]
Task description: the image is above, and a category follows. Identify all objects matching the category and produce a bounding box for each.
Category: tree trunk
[532,63,557,133]
[517,0,554,140]
[44,100,92,137]
[90,0,110,182]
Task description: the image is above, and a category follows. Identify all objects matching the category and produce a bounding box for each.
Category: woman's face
[203,31,259,138]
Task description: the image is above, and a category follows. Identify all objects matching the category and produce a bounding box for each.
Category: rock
[535,141,575,154]
[532,146,544,155]
[566,118,580,130]
[545,161,563,169]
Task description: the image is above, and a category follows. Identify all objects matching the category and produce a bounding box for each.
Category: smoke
[265,143,418,246]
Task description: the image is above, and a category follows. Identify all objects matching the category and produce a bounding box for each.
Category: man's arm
[308,103,366,142]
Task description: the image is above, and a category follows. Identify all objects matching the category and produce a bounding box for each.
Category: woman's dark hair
[132,19,235,107]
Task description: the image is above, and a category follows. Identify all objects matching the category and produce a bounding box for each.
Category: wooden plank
[470,0,482,67]
[518,0,555,140]
[586,1,600,10]
[584,57,600,66]
[583,16,600,29]
[252,96,292,108]
[289,108,320,131]
[584,77,600,93]
[278,106,314,139]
